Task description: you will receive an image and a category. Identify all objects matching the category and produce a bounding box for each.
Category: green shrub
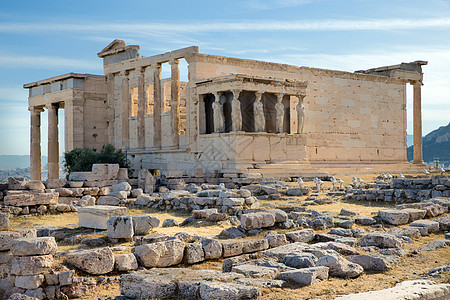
[63,144,131,176]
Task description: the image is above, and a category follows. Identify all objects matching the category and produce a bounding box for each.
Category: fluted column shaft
[30,107,43,180]
[47,104,59,179]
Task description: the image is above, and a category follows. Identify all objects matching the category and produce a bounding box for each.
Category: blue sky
[0,0,449,155]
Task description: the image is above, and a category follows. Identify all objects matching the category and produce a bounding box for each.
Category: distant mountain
[406,134,413,147]
[407,122,450,166]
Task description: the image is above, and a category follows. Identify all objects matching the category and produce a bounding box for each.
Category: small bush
[64,144,131,176]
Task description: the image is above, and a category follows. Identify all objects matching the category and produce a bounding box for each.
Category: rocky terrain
[0,165,449,299]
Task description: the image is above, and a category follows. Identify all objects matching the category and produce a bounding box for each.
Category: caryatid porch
[193,75,311,172]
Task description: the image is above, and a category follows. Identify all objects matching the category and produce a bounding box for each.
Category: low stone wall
[349,176,450,203]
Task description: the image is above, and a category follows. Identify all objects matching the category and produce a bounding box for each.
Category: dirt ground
[7,173,450,299]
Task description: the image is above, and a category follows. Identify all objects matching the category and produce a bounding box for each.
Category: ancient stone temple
[24,40,427,179]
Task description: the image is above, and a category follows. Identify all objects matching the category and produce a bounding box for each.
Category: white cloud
[1,17,450,34]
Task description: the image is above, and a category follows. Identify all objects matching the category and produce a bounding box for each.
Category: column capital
[119,70,129,77]
[254,91,263,101]
[28,106,44,113]
[136,66,146,74]
[276,93,285,102]
[213,91,222,100]
[297,93,306,102]
[232,89,242,99]
[169,58,179,66]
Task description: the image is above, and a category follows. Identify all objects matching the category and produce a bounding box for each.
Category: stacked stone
[350,176,450,203]
[0,236,71,299]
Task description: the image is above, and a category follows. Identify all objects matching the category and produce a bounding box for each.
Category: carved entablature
[194,74,307,96]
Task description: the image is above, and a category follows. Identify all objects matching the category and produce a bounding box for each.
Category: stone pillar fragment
[47,103,59,179]
[30,107,43,181]
[153,64,162,149]
[412,81,423,164]
[170,59,180,147]
[137,67,146,149]
[121,71,130,150]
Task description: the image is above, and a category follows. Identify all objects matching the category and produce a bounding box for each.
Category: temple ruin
[24,40,427,180]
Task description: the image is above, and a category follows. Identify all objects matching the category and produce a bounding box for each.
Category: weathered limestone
[153,63,162,149]
[240,212,276,231]
[134,239,185,267]
[78,206,127,230]
[4,191,58,207]
[254,92,265,132]
[47,103,59,179]
[212,92,225,133]
[279,266,328,286]
[107,216,134,239]
[66,247,115,275]
[316,254,363,278]
[115,253,138,272]
[132,215,160,235]
[378,209,410,225]
[412,81,424,164]
[231,90,242,132]
[29,107,43,180]
[9,255,54,276]
[347,254,400,272]
[335,280,450,300]
[9,237,57,256]
[0,212,9,230]
[170,59,180,147]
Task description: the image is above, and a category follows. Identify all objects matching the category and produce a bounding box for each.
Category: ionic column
[120,70,130,150]
[47,103,59,179]
[29,106,43,181]
[153,63,162,149]
[137,67,146,149]
[412,81,424,164]
[231,89,242,132]
[170,59,180,147]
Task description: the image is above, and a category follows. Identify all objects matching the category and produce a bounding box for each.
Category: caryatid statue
[296,94,306,134]
[275,93,285,133]
[231,90,242,131]
[212,92,225,133]
[253,92,265,132]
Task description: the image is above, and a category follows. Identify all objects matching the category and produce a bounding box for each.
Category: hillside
[407,122,450,166]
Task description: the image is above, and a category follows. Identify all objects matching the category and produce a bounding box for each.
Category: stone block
[111,182,132,192]
[15,274,45,289]
[45,179,67,189]
[223,198,245,206]
[240,212,276,231]
[185,242,205,264]
[192,208,218,219]
[282,253,317,268]
[401,208,427,222]
[9,255,53,275]
[119,271,177,299]
[201,238,223,259]
[132,215,160,235]
[232,264,279,278]
[221,240,244,257]
[266,234,289,248]
[0,231,22,251]
[378,209,410,225]
[134,239,185,267]
[409,220,440,234]
[285,229,315,243]
[65,247,115,275]
[10,237,57,256]
[107,216,134,239]
[279,266,329,286]
[28,180,45,191]
[242,239,269,253]
[347,254,400,271]
[78,205,127,230]
[335,280,450,300]
[316,254,363,278]
[8,177,28,190]
[58,270,75,286]
[115,253,138,271]
[262,242,310,260]
[266,209,288,222]
[359,232,403,248]
[199,281,260,300]
[4,191,58,207]
[0,212,10,230]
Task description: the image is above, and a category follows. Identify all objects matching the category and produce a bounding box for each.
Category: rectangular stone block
[78,205,127,229]
[3,191,58,206]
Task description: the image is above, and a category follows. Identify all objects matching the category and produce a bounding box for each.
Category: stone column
[212,92,225,133]
[29,106,43,181]
[106,73,115,145]
[47,103,59,179]
[231,89,242,132]
[275,93,285,133]
[170,59,180,147]
[121,70,130,150]
[412,81,423,164]
[137,67,146,149]
[153,63,162,149]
